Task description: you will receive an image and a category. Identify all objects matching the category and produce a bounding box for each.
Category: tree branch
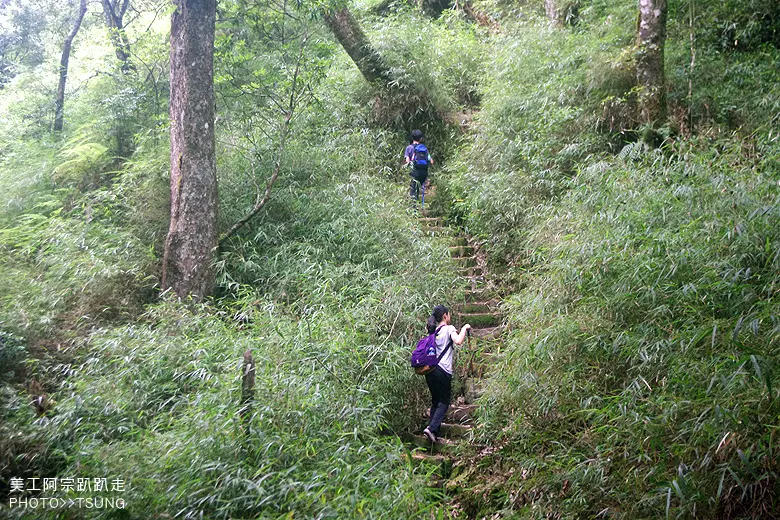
[217,122,289,247]
[218,32,310,247]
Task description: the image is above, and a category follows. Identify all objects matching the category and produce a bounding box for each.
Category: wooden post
[240,349,255,433]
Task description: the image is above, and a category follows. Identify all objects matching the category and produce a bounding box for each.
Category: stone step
[470,325,503,339]
[423,226,450,235]
[461,337,501,357]
[439,422,473,439]
[408,451,455,481]
[462,277,488,291]
[405,433,458,453]
[460,301,495,314]
[475,351,501,363]
[463,288,495,303]
[465,352,502,378]
[449,245,475,258]
[418,219,443,229]
[458,312,501,328]
[464,379,486,404]
[447,404,478,423]
[465,361,485,379]
[409,451,451,463]
[458,266,483,278]
[453,255,478,267]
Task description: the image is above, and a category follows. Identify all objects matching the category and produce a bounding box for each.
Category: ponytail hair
[426,305,449,334]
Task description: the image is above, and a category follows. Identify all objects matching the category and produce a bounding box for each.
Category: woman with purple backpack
[422,305,471,443]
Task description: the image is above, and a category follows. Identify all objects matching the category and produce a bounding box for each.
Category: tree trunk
[101,0,134,72]
[545,0,563,26]
[419,0,451,17]
[162,0,218,300]
[322,8,389,85]
[636,0,667,126]
[53,0,87,132]
[102,0,134,157]
[461,1,499,29]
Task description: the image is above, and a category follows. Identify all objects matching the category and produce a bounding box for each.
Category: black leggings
[425,366,452,435]
[409,170,428,200]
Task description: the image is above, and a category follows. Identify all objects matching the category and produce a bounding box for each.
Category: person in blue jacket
[404,129,434,202]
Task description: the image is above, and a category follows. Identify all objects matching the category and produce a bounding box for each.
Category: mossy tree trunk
[162,0,218,300]
[545,0,563,26]
[322,8,389,85]
[102,0,135,157]
[419,0,450,17]
[636,0,667,126]
[101,0,134,73]
[53,0,87,132]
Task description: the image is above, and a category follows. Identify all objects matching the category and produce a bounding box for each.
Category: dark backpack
[411,144,429,170]
[410,325,451,375]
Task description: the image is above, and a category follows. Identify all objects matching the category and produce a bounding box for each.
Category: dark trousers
[425,366,452,435]
[409,170,428,200]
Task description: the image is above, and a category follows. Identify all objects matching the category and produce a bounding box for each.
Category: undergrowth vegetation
[0,3,468,517]
[440,1,780,518]
[470,139,780,518]
[22,300,449,519]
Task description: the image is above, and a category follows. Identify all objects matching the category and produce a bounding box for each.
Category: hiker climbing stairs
[405,208,507,508]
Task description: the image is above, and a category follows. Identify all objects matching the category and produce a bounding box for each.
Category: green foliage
[434,5,780,518]
[2,297,445,519]
[370,8,486,110]
[0,206,156,338]
[439,23,627,267]
[52,139,110,188]
[0,0,75,85]
[0,119,160,339]
[683,0,780,52]
[323,6,487,139]
[0,3,467,516]
[0,1,172,340]
[215,83,464,433]
[464,136,780,518]
[0,330,26,383]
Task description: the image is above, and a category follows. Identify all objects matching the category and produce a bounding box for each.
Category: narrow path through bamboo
[404,192,507,515]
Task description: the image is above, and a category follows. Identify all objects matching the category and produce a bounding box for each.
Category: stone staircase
[404,214,505,495]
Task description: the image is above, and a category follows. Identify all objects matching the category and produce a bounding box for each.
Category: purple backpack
[410,325,451,375]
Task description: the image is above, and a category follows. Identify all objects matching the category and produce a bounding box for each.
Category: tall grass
[0,6,471,515]
[3,0,778,517]
[3,300,445,519]
[440,3,780,518]
[466,137,780,518]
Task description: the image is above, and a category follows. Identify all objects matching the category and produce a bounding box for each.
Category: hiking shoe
[423,427,437,444]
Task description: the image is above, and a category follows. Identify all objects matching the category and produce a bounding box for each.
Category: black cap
[411,129,424,141]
